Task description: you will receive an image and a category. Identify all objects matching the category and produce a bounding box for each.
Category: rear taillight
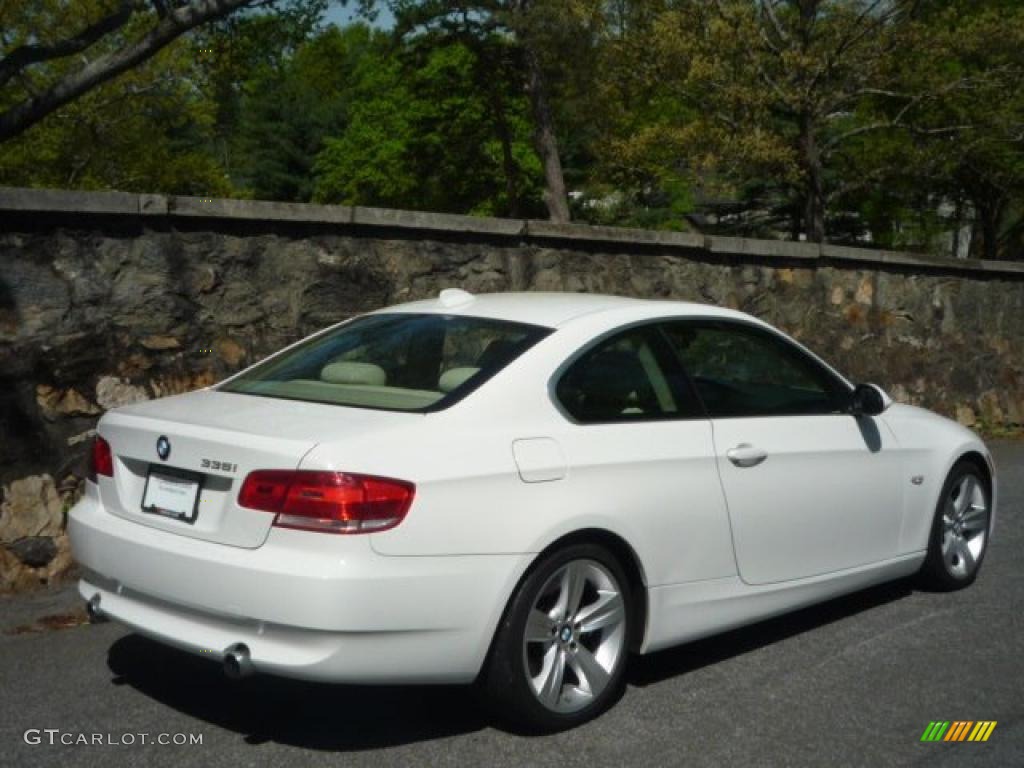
[237,470,415,534]
[87,435,114,482]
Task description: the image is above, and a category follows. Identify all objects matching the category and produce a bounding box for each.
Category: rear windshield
[219,313,552,412]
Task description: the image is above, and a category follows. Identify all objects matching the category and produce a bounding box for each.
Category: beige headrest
[438,367,480,393]
[321,362,387,386]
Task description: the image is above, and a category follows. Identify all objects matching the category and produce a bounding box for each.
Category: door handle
[726,443,767,468]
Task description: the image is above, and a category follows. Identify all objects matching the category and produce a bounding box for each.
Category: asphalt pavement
[2,441,1022,768]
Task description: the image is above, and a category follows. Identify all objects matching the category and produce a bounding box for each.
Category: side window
[556,327,698,423]
[661,322,849,418]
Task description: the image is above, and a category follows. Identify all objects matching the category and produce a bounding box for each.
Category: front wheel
[918,460,992,590]
[480,543,632,732]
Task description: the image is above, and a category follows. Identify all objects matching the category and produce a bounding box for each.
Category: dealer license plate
[142,468,201,523]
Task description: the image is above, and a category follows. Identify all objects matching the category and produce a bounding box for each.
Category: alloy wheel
[521,559,627,714]
[941,473,989,579]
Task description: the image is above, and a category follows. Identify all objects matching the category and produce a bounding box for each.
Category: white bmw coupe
[70,290,995,730]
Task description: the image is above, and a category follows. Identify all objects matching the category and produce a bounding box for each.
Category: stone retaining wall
[2,186,1022,591]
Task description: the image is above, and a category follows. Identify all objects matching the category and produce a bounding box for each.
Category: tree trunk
[798,112,825,242]
[977,200,1002,260]
[950,197,964,259]
[521,42,570,223]
[489,88,521,218]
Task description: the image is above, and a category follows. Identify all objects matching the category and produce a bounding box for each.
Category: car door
[661,320,904,585]
[551,324,738,587]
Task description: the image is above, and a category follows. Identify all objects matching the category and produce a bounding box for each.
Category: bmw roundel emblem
[156,435,171,461]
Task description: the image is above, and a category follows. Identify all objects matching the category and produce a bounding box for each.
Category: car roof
[377,290,751,329]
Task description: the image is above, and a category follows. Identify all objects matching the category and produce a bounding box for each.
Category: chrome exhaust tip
[223,643,254,679]
[86,594,107,624]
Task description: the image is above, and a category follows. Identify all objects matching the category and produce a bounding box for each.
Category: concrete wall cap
[1,186,1022,278]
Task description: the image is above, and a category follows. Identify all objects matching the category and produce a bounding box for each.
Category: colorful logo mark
[921,721,997,742]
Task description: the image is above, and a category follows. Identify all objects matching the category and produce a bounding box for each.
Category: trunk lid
[96,389,416,548]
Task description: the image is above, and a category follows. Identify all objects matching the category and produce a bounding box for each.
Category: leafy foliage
[2,0,1023,257]
[592,0,1024,253]
[0,32,230,194]
[228,24,375,201]
[312,31,544,216]
[0,0,326,193]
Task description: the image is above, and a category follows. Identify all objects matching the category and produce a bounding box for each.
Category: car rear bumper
[69,486,530,684]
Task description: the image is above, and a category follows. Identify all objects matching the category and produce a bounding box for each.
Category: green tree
[609,0,1023,245]
[568,0,700,229]
[0,0,291,142]
[351,0,602,221]
[633,0,909,241]
[848,0,1024,259]
[0,33,230,193]
[192,0,328,183]
[230,23,374,200]
[0,1,327,194]
[312,33,543,215]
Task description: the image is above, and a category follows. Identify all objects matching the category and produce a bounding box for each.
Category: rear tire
[479,543,632,733]
[918,460,991,591]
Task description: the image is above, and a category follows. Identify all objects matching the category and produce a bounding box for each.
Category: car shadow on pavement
[628,578,914,687]
[106,635,488,751]
[105,578,913,750]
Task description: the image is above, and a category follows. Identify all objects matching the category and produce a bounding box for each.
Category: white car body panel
[879,403,997,549]
[710,413,904,585]
[97,392,419,548]
[356,417,737,587]
[643,552,924,653]
[71,482,531,683]
[69,291,996,685]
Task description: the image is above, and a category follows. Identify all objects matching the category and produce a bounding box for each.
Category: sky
[323,2,396,29]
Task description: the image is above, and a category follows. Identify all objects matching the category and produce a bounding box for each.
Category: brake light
[238,470,415,534]
[88,435,114,482]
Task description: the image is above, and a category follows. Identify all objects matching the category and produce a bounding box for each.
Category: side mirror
[849,383,891,417]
